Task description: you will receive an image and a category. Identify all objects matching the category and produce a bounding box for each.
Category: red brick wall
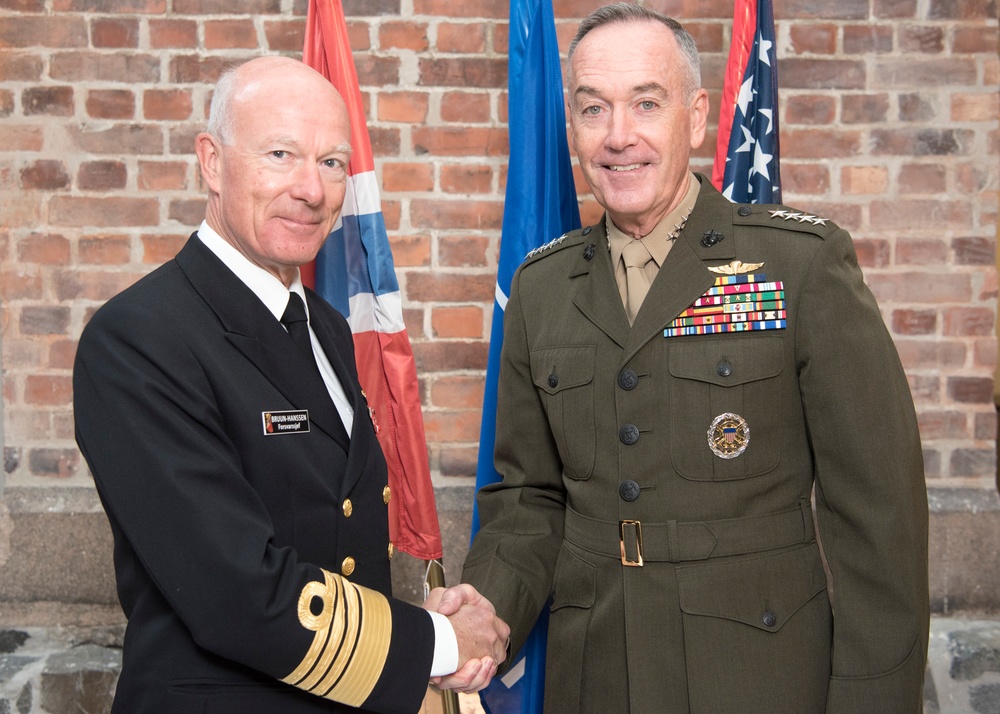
[1,0,997,490]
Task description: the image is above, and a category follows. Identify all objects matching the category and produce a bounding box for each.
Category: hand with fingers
[423,584,511,693]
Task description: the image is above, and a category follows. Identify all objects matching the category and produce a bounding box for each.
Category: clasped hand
[423,584,510,693]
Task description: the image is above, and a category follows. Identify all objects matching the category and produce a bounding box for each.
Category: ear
[195,131,223,194]
[689,88,710,150]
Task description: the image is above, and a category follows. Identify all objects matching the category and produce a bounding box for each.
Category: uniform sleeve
[461,267,567,657]
[795,228,929,712]
[73,298,433,714]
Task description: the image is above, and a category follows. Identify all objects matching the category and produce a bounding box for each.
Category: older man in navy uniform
[462,4,929,713]
[75,56,507,713]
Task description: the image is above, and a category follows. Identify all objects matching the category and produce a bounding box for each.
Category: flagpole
[425,560,460,714]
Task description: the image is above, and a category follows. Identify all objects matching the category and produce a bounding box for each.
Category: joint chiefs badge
[708,412,749,459]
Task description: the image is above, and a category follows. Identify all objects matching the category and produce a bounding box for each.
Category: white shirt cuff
[428,611,459,677]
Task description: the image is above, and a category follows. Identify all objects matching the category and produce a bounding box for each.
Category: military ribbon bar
[665,272,789,338]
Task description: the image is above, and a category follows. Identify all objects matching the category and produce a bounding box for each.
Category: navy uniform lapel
[304,290,376,498]
[175,236,349,449]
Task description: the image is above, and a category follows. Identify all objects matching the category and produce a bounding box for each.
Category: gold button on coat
[341,557,355,577]
[387,542,395,560]
[382,486,392,504]
[342,499,353,518]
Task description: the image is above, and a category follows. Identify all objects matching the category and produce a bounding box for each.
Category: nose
[605,108,638,151]
[289,161,325,205]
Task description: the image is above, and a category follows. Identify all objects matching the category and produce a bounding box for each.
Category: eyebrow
[265,137,352,157]
[574,81,670,98]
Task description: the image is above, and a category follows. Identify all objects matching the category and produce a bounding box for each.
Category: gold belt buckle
[619,520,644,567]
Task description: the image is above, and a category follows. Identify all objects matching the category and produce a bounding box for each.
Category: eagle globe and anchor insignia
[708,412,750,459]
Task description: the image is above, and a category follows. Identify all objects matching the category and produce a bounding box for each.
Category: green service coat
[463,177,929,713]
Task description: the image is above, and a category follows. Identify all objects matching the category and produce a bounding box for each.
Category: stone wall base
[1,484,999,712]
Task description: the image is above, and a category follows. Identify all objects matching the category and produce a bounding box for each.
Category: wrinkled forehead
[568,20,682,92]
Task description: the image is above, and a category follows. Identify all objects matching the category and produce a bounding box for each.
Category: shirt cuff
[428,611,459,677]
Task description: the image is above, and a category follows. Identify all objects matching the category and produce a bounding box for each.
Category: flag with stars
[712,0,781,204]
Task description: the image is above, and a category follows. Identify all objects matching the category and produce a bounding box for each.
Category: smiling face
[568,20,708,237]
[196,57,352,286]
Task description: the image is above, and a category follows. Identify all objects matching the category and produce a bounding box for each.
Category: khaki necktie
[622,239,653,324]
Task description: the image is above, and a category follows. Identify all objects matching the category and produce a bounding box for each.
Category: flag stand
[425,559,460,714]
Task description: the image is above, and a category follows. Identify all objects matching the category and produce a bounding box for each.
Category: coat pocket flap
[669,335,783,386]
[530,345,595,395]
[550,546,597,611]
[677,544,827,632]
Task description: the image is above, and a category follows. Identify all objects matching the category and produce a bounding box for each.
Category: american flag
[712,0,782,204]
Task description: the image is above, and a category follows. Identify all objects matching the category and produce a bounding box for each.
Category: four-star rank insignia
[708,412,749,459]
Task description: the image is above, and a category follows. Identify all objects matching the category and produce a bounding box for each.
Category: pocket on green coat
[547,544,597,712]
[529,344,596,480]
[676,544,832,713]
[668,335,785,481]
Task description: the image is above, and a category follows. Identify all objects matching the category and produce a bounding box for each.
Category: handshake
[423,584,511,694]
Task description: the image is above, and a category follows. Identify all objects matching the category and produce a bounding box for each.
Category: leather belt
[563,501,815,567]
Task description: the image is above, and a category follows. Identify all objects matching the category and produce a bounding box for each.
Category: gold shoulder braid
[282,569,392,706]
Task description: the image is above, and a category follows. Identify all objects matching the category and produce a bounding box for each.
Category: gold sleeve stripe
[324,580,392,704]
[282,569,392,707]
[313,575,361,694]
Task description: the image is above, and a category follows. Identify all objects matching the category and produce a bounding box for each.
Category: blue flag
[472,0,580,710]
[712,0,781,204]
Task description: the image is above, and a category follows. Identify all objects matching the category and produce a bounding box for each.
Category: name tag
[262,410,310,435]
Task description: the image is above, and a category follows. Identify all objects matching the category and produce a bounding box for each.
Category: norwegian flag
[712,0,782,204]
[302,0,442,561]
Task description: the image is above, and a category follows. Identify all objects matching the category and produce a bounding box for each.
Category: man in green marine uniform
[462,3,929,712]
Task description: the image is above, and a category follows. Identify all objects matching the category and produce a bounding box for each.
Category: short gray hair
[205,63,243,146]
[567,3,702,97]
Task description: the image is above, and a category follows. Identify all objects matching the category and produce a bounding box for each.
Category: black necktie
[281,292,315,360]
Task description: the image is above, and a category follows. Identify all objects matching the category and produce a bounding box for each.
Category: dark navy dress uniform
[74,235,434,714]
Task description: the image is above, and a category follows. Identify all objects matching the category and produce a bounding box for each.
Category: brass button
[342,499,353,518]
[383,485,392,505]
[341,557,356,577]
[387,542,395,560]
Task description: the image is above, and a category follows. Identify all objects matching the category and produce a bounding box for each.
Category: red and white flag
[303,0,442,560]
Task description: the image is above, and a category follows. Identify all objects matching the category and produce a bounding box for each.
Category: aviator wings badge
[708,260,764,276]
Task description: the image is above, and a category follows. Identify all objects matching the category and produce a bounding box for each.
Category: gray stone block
[929,487,1000,614]
[15,685,29,714]
[950,624,1000,681]
[0,657,37,687]
[39,645,120,714]
[926,662,942,713]
[0,489,117,607]
[0,634,27,656]
[971,683,1000,714]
